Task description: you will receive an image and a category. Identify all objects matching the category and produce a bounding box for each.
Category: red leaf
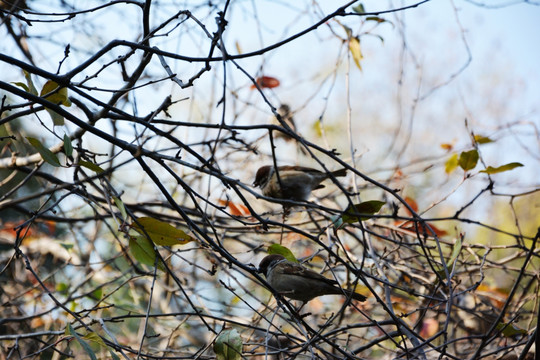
[251,76,280,89]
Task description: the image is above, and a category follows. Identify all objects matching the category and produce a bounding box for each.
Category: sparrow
[253,165,347,202]
[273,104,296,140]
[258,254,366,303]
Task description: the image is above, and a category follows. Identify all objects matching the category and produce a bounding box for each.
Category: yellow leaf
[349,36,363,71]
[40,80,72,106]
[445,153,458,174]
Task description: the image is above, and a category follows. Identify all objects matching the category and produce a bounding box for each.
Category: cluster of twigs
[0,0,538,359]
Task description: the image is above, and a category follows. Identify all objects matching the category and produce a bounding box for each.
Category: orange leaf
[440,143,453,151]
[398,221,447,238]
[251,76,280,89]
[419,319,439,338]
[404,196,418,215]
[218,200,251,216]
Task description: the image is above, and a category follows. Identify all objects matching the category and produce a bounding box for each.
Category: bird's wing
[277,261,339,286]
[277,166,324,174]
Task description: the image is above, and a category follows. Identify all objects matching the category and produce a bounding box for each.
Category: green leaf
[447,236,462,269]
[458,150,479,171]
[45,108,65,126]
[366,16,386,23]
[268,244,298,263]
[342,200,385,223]
[66,324,98,360]
[91,288,103,300]
[26,137,61,167]
[349,36,363,71]
[132,217,194,246]
[480,162,523,174]
[474,135,493,144]
[496,322,528,337]
[108,349,121,360]
[342,24,352,38]
[11,81,29,92]
[214,328,243,360]
[23,70,38,95]
[113,196,128,221]
[352,3,365,13]
[79,160,104,173]
[129,235,160,269]
[445,153,459,174]
[63,134,73,157]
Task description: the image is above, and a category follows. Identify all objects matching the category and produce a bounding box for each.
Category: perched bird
[273,104,296,140]
[253,165,347,202]
[258,254,366,303]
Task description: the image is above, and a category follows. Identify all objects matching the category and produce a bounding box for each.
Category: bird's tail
[345,289,367,302]
[331,168,347,178]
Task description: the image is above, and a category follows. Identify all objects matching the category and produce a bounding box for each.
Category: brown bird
[258,254,366,303]
[253,165,347,202]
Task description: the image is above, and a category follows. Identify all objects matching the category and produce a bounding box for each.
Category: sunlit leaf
[78,160,104,173]
[66,324,98,360]
[268,244,298,263]
[480,162,523,174]
[40,80,71,126]
[214,328,243,360]
[496,322,528,337]
[342,200,385,223]
[474,135,493,144]
[351,3,365,13]
[404,196,419,214]
[218,199,251,216]
[26,137,61,167]
[445,153,459,174]
[63,134,73,157]
[40,80,72,106]
[349,36,363,71]
[312,120,323,137]
[83,331,106,353]
[458,149,478,171]
[132,217,194,246]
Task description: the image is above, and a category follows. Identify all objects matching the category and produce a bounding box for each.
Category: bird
[258,254,366,303]
[273,104,296,140]
[253,165,347,202]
